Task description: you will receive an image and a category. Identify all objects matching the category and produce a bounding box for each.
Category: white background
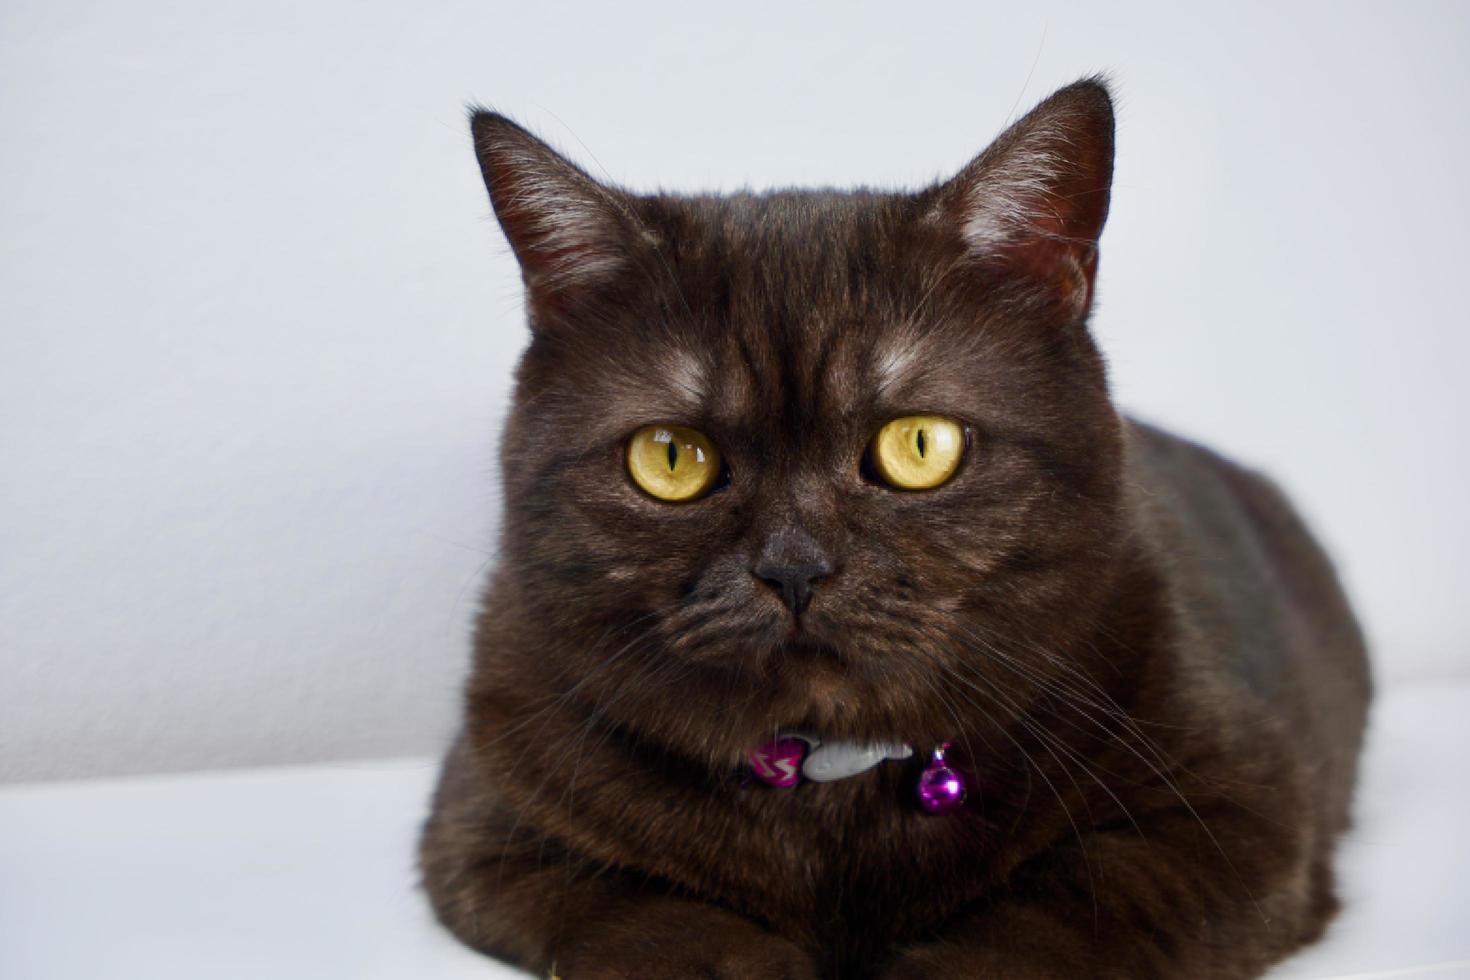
[2,0,1467,783]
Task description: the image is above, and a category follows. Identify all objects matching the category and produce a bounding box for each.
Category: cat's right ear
[926,79,1115,322]
[469,110,642,321]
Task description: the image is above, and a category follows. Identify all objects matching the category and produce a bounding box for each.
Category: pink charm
[748,736,808,787]
[916,743,967,814]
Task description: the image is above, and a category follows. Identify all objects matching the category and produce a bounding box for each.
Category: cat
[419,78,1372,979]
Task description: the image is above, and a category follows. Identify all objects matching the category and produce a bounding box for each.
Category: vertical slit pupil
[667,440,679,471]
[916,428,927,458]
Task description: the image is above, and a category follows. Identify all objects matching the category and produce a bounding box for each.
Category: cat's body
[420,81,1371,979]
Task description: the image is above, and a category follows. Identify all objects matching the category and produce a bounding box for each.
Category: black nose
[753,559,832,614]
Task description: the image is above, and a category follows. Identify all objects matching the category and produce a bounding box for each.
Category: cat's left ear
[930,78,1115,319]
[469,110,647,322]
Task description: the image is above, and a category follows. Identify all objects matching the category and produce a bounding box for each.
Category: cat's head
[473,81,1126,765]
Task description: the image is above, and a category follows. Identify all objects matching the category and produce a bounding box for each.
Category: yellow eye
[627,425,722,502]
[870,415,965,490]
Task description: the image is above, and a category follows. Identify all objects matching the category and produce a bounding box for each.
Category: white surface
[3,1,1469,783]
[0,758,516,980]
[2,683,1467,979]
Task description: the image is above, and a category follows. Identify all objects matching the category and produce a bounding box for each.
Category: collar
[747,734,967,814]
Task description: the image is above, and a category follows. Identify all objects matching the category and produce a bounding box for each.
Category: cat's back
[1123,419,1371,831]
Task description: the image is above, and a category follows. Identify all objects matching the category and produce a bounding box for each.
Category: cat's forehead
[547,190,994,443]
[667,194,968,413]
[568,323,964,458]
[663,189,902,283]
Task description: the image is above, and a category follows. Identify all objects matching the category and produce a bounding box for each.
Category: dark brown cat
[419,79,1371,979]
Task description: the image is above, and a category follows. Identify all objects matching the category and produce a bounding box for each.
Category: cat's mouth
[778,636,848,665]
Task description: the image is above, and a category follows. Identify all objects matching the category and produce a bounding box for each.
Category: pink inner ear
[471,113,634,315]
[983,222,1101,318]
[956,155,1110,316]
[488,172,627,297]
[940,82,1115,318]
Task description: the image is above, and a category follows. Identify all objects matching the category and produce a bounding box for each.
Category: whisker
[948,623,1266,925]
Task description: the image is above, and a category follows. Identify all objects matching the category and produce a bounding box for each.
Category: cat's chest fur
[696,768,987,922]
[492,711,1030,951]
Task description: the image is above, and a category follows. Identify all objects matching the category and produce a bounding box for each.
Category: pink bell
[916,743,967,814]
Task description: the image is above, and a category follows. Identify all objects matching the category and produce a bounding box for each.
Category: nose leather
[754,560,829,613]
[752,525,834,614]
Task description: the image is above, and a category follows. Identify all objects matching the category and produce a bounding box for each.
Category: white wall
[2,0,1466,782]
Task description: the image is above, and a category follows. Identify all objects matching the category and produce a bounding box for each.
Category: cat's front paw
[881,943,1068,980]
[553,900,818,980]
[880,946,959,980]
[876,940,1087,980]
[554,933,816,980]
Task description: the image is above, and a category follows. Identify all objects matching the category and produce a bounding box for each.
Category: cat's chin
[771,646,852,717]
[750,644,910,742]
[645,628,950,761]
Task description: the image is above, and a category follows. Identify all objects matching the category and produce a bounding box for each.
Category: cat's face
[476,82,1126,762]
